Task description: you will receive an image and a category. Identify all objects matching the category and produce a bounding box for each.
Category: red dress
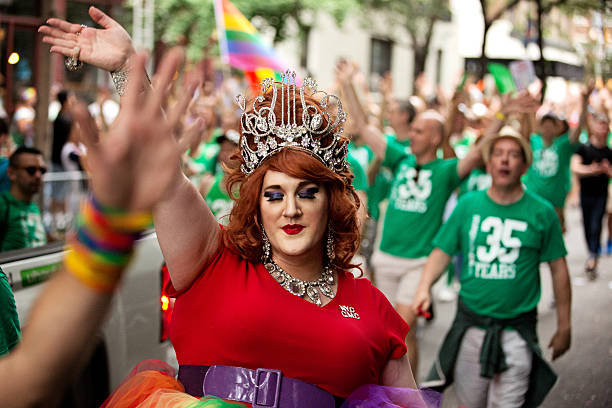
[166,244,409,398]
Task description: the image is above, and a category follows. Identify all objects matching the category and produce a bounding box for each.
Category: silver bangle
[110,70,151,96]
[110,70,130,96]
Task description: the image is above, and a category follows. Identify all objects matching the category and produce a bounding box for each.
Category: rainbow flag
[214,0,287,84]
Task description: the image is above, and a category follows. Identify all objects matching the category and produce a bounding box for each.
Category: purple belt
[178,364,341,408]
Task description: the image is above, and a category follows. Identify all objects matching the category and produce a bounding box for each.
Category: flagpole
[213,0,231,81]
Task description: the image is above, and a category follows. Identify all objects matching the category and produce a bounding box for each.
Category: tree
[357,0,451,91]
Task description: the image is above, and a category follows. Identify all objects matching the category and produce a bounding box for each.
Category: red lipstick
[282,224,304,235]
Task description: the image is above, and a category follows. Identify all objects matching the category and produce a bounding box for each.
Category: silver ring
[65,46,83,71]
[76,24,87,35]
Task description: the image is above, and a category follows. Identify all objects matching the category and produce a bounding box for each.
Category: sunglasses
[20,166,47,176]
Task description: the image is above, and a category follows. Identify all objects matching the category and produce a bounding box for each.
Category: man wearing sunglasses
[0,147,47,251]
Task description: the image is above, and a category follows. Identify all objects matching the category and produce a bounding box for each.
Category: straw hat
[482,125,532,166]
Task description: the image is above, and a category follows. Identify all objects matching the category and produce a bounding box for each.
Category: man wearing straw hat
[413,126,572,408]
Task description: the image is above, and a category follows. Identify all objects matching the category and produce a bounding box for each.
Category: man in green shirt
[366,111,483,374]
[413,127,571,407]
[0,147,47,251]
[523,111,583,231]
[353,106,481,358]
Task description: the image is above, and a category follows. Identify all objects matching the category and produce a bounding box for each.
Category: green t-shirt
[192,140,221,175]
[0,192,47,251]
[450,130,478,159]
[368,166,394,220]
[204,172,234,225]
[523,132,578,208]
[459,167,491,196]
[347,142,375,174]
[347,152,368,193]
[0,268,20,355]
[433,190,567,319]
[367,134,410,220]
[379,138,461,258]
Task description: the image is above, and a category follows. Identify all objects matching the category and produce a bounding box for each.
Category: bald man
[360,110,483,376]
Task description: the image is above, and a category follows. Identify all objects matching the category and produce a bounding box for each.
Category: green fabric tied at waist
[425,299,557,408]
[475,307,537,378]
[480,320,506,377]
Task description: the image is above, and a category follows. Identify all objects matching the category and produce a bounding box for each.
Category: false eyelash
[263,191,284,201]
[298,187,319,199]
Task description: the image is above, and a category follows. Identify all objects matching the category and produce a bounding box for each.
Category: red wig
[222,87,361,271]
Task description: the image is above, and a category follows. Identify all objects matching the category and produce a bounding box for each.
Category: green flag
[488,63,517,94]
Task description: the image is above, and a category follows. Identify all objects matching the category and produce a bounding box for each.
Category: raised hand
[39,6,134,72]
[334,58,356,87]
[379,72,393,97]
[502,91,540,115]
[73,50,198,212]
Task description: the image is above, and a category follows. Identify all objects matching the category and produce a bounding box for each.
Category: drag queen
[40,7,440,408]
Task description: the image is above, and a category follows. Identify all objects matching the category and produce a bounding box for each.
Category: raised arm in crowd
[0,51,198,408]
[41,6,223,293]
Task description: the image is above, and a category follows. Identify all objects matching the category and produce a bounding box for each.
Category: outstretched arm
[41,11,222,291]
[0,51,201,407]
[153,174,221,292]
[378,72,393,130]
[336,61,387,159]
[442,91,466,159]
[0,270,113,407]
[569,84,593,144]
[457,140,484,179]
[74,49,219,291]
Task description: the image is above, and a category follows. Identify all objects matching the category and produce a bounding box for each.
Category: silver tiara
[235,70,348,176]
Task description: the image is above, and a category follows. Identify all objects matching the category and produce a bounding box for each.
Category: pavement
[413,206,612,407]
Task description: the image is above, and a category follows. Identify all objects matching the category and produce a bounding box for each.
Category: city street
[415,205,612,407]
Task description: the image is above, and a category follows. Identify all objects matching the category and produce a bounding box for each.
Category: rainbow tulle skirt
[100,360,441,408]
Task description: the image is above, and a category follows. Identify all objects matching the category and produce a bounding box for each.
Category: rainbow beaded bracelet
[65,196,153,293]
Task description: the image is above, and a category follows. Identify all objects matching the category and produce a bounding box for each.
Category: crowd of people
[0,4,610,408]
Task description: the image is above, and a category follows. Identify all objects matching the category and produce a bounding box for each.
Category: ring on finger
[76,24,87,35]
[65,46,83,71]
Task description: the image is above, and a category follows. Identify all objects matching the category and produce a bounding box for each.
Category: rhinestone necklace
[263,260,336,307]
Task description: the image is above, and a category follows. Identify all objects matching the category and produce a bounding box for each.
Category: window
[370,38,393,91]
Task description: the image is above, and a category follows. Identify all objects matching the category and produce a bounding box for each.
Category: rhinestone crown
[235,70,348,176]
